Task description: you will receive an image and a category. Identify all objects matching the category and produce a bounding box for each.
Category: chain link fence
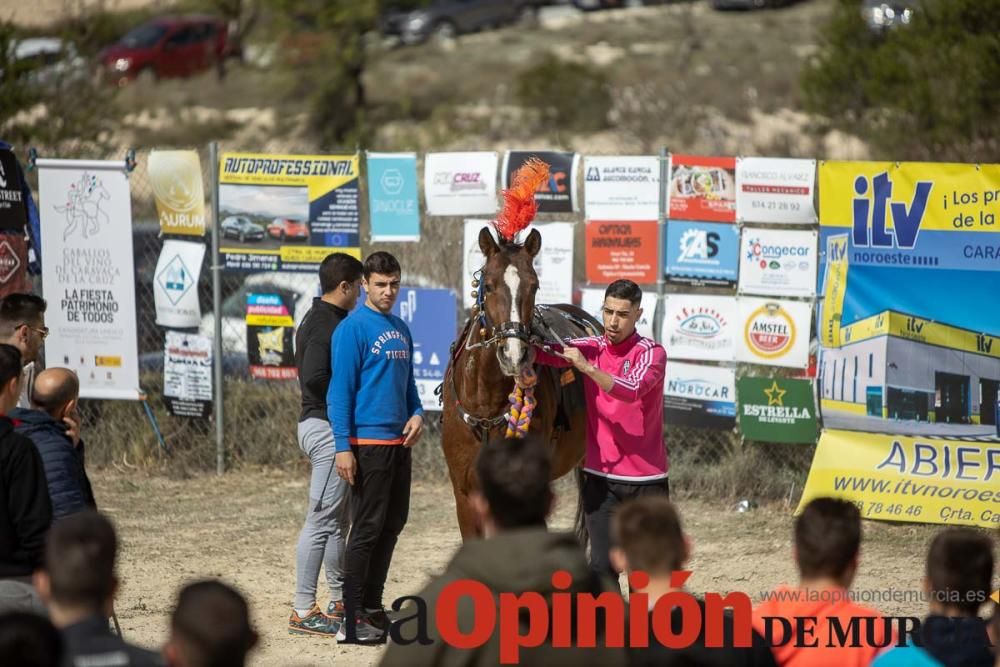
[21,142,814,497]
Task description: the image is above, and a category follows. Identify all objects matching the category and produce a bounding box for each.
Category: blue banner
[367,152,420,242]
[391,287,457,411]
[664,220,739,285]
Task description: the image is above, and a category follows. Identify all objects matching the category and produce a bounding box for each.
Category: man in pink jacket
[534,279,668,578]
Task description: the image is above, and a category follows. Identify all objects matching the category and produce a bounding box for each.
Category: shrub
[515,53,611,134]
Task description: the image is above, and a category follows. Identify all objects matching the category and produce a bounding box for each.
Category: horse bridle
[463,268,532,351]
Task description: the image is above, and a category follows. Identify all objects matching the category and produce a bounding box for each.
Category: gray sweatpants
[293,418,350,611]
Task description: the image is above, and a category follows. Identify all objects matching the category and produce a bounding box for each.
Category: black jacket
[62,614,163,667]
[0,415,52,577]
[11,408,96,519]
[295,298,348,422]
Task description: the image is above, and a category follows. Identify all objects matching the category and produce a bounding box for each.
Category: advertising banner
[735,157,817,224]
[583,155,660,220]
[392,287,456,411]
[817,161,1000,440]
[246,292,297,380]
[148,150,206,236]
[163,331,213,419]
[661,295,738,362]
[462,220,574,308]
[154,240,205,328]
[424,152,498,216]
[502,151,579,213]
[737,376,816,443]
[663,361,736,429]
[668,155,736,223]
[664,220,739,286]
[38,159,141,400]
[738,227,818,297]
[367,152,419,242]
[585,220,658,285]
[0,234,31,298]
[218,152,360,272]
[580,288,657,340]
[798,430,1000,529]
[737,297,811,368]
[0,149,28,232]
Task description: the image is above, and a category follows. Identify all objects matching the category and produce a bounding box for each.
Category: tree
[802,0,1000,161]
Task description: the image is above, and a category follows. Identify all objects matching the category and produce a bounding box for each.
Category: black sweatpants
[343,445,411,619]
[583,472,669,579]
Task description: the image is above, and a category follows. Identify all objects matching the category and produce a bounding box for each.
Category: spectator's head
[924,527,994,616]
[610,497,687,578]
[793,498,862,588]
[0,612,62,667]
[0,344,22,414]
[164,580,257,667]
[0,294,47,364]
[602,280,642,345]
[362,252,401,314]
[472,435,552,536]
[33,511,117,623]
[31,368,79,422]
[318,252,363,309]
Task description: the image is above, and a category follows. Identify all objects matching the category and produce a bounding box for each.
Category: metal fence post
[655,146,670,343]
[209,141,225,475]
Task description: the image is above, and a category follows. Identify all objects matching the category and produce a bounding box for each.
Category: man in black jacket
[289,251,364,637]
[12,367,95,519]
[34,511,161,666]
[0,343,51,614]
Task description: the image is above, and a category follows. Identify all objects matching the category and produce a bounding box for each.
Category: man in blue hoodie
[327,251,423,644]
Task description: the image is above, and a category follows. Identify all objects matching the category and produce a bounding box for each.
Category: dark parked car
[572,0,673,10]
[99,15,231,86]
[710,0,795,9]
[221,216,265,242]
[380,0,539,45]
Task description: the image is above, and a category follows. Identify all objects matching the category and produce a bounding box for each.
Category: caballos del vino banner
[817,161,1000,440]
[38,158,141,400]
[218,152,361,272]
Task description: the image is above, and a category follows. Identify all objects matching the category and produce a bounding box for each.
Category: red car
[99,15,230,86]
[267,218,309,241]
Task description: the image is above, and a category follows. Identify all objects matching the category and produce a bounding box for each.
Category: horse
[440,225,601,540]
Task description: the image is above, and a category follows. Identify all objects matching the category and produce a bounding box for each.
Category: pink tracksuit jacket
[535,331,668,482]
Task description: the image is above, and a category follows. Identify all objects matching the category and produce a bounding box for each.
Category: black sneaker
[336,617,385,645]
[364,608,390,633]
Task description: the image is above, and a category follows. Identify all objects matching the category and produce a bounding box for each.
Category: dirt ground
[90,467,964,667]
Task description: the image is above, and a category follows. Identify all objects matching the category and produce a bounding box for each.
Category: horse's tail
[574,464,589,550]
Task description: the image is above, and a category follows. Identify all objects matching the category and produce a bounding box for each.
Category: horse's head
[477,225,541,377]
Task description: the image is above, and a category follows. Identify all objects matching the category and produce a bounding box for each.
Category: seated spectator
[33,511,161,666]
[612,496,777,667]
[381,435,625,666]
[0,610,62,667]
[13,368,95,519]
[0,343,51,614]
[164,580,258,667]
[872,527,994,667]
[752,497,889,667]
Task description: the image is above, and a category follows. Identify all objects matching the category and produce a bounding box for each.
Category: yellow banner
[149,150,206,236]
[219,152,360,200]
[245,314,294,328]
[820,161,1000,233]
[820,234,848,347]
[798,430,1000,529]
[839,311,1000,359]
[280,245,360,264]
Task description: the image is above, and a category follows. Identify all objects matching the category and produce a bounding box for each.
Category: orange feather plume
[494,157,549,242]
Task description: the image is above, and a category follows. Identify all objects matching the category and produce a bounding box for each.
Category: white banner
[580,288,657,339]
[163,331,213,418]
[462,220,574,309]
[736,297,812,368]
[735,157,817,224]
[660,295,738,362]
[424,152,498,216]
[738,227,818,297]
[583,155,660,221]
[154,240,205,328]
[663,361,736,403]
[38,159,140,400]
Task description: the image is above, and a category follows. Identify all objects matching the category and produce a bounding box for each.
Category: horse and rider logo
[55,172,110,240]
